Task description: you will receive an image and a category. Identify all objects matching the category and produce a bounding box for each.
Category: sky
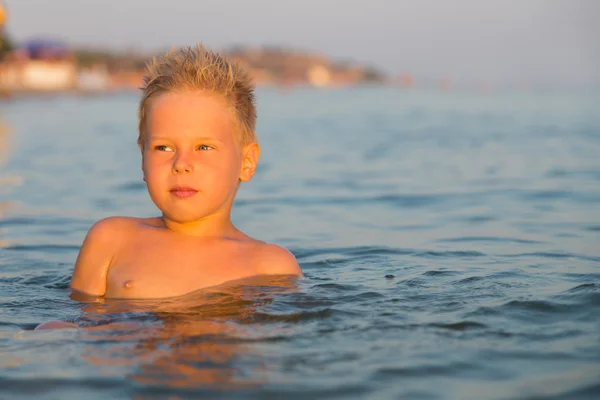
[2,0,599,86]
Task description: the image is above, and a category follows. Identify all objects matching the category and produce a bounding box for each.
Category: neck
[161,214,238,238]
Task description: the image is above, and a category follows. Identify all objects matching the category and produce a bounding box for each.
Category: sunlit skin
[69,91,302,300]
[143,92,251,236]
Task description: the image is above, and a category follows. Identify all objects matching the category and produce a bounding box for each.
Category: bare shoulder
[91,216,142,234]
[70,216,142,296]
[254,242,303,277]
[83,216,147,242]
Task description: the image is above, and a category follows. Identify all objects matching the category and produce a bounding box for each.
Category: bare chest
[105,241,257,299]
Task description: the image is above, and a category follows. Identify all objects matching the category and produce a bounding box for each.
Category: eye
[154,145,173,152]
[197,144,214,151]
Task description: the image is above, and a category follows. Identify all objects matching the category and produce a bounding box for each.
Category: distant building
[1,38,78,93]
[0,59,77,92]
[307,65,331,87]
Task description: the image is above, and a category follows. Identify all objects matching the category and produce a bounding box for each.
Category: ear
[239,142,260,182]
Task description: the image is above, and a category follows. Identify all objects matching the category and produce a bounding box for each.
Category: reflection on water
[0,115,13,247]
[0,116,7,167]
[74,275,298,390]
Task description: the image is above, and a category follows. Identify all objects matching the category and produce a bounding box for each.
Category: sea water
[1,87,599,399]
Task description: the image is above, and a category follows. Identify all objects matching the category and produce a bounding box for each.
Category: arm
[257,244,303,277]
[70,217,121,297]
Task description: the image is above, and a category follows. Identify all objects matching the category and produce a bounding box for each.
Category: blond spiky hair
[138,43,257,146]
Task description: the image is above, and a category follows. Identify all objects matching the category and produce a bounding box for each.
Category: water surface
[1,88,599,399]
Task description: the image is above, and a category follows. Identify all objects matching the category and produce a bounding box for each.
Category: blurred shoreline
[0,43,392,97]
[1,43,597,99]
[1,3,599,99]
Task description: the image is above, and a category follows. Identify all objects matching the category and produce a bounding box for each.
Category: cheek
[222,160,243,184]
[143,153,166,171]
[207,154,241,178]
[142,159,169,185]
[227,153,244,174]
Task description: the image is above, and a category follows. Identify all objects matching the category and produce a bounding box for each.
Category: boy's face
[141,91,259,224]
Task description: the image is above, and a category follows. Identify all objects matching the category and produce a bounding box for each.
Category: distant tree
[74,49,114,68]
[0,29,15,60]
[361,67,387,83]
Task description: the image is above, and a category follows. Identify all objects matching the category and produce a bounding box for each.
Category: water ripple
[2,89,600,399]
[437,236,545,244]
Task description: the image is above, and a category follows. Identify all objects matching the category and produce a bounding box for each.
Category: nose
[172,151,194,174]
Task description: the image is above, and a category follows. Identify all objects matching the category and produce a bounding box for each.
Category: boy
[70,44,302,299]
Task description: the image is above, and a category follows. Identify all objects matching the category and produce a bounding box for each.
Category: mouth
[170,186,198,199]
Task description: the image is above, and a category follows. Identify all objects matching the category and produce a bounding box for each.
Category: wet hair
[138,43,256,146]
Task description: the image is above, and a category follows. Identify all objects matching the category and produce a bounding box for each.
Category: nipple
[123,280,133,289]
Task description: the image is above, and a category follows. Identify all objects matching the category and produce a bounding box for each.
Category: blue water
[1,88,599,399]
